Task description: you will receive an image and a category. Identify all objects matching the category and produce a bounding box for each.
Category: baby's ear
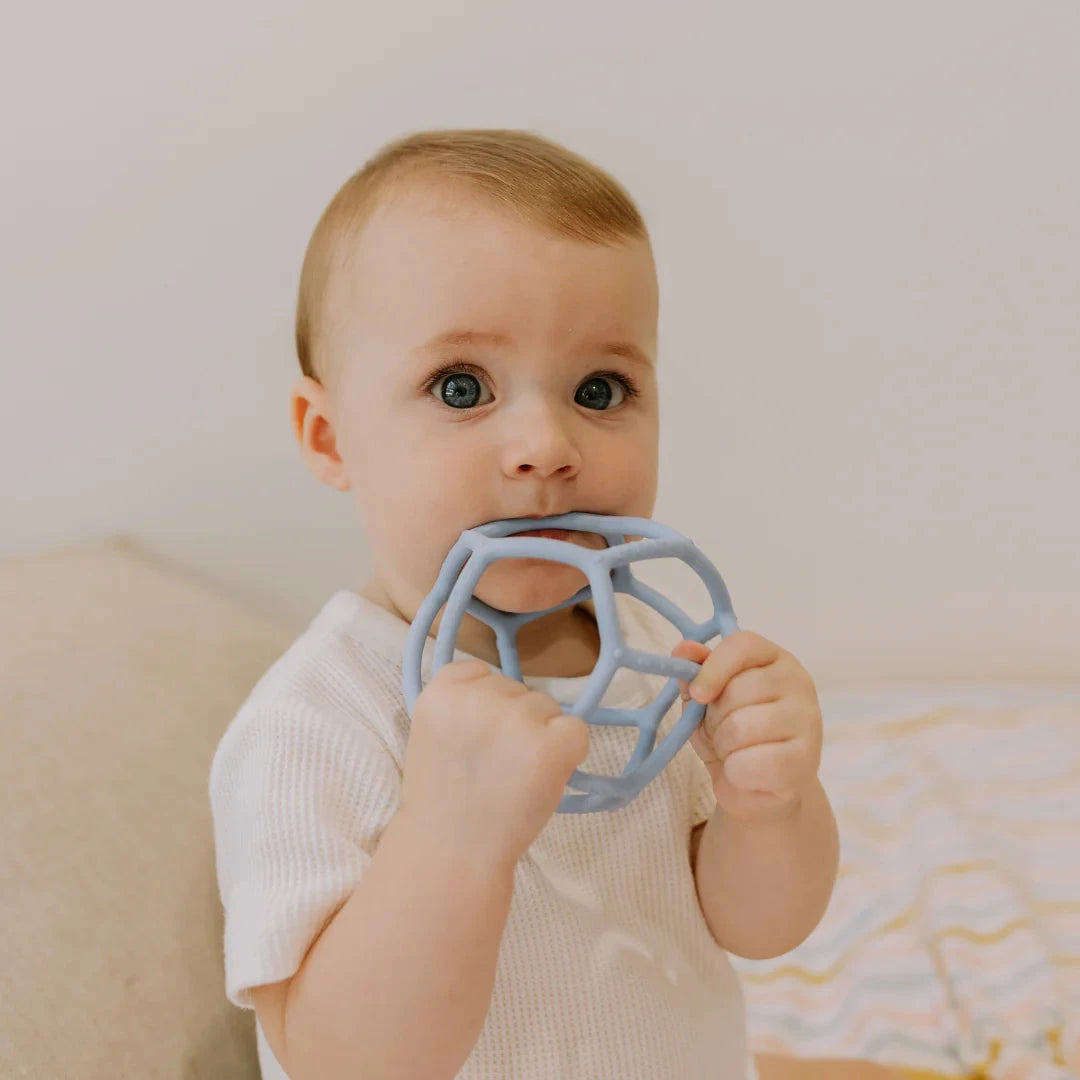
[290,375,351,491]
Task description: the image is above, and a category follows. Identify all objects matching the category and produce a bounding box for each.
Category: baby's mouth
[517,511,608,542]
[516,526,580,541]
[474,510,616,546]
[517,525,614,550]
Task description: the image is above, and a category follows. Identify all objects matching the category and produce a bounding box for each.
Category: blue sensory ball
[402,512,739,813]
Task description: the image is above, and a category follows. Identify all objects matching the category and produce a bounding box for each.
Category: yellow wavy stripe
[832,865,1080,918]
[855,855,1075,915]
[907,859,1065,889]
[885,1036,1004,1079]
[769,1039,1007,1079]
[836,756,1080,798]
[834,793,1080,841]
[961,816,1080,836]
[1048,1024,1070,1065]
[834,771,914,797]
[894,1070,971,1080]
[739,869,1080,986]
[841,858,996,880]
[826,708,1032,740]
[888,1026,1072,1077]
[741,942,1080,986]
[930,915,1031,947]
[738,910,914,984]
[1030,901,1080,916]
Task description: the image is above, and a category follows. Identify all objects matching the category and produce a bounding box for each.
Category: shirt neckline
[322,588,653,706]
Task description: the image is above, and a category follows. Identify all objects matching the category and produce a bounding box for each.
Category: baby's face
[319,177,660,631]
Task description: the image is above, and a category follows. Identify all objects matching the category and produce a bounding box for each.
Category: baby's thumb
[548,711,591,767]
[670,640,710,701]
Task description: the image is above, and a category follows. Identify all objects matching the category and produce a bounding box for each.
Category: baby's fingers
[670,641,710,700]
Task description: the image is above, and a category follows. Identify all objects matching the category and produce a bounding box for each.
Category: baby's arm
[251,809,517,1080]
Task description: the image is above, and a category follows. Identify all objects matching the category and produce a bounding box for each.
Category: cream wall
[2,2,1077,691]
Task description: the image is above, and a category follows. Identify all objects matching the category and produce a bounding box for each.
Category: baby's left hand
[670,631,823,825]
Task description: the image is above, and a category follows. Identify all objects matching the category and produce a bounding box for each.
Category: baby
[210,129,905,1080]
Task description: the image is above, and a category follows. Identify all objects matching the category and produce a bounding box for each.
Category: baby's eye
[575,375,630,411]
[428,368,492,410]
[425,365,639,412]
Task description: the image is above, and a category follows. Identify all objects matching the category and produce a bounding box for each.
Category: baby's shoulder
[215,591,409,769]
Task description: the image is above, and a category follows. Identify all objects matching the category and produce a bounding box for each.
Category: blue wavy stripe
[935,957,1075,1000]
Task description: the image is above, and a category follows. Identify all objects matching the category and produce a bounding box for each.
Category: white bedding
[732,681,1080,1080]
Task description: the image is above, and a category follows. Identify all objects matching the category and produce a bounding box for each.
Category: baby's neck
[357,579,601,678]
[516,602,601,678]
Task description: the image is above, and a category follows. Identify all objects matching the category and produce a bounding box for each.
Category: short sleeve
[208,696,403,1009]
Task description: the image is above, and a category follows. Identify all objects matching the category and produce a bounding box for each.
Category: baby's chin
[472,557,594,616]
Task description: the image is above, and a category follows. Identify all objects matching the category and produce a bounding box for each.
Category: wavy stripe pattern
[729,702,1080,1080]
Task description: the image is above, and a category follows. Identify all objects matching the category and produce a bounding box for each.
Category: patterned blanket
[730,695,1080,1080]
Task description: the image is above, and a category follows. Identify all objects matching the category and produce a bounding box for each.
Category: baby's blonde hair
[295,128,649,386]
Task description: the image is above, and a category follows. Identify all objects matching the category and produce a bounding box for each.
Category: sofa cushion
[0,537,296,1079]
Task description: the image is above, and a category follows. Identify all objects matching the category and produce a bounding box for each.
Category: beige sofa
[1,538,295,1079]
[6,537,1078,1078]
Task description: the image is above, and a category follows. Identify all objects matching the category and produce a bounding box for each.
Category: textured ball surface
[402,513,739,812]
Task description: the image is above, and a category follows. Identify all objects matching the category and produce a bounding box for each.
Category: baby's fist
[671,631,822,824]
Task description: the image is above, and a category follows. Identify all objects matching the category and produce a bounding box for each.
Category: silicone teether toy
[402,512,739,812]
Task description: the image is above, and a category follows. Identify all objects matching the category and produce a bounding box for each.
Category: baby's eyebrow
[417,329,513,352]
[600,342,652,367]
[415,329,652,367]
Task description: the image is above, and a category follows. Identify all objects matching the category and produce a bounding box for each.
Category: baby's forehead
[354,173,651,259]
[361,174,510,237]
[330,183,513,296]
[327,175,657,341]
[393,172,488,213]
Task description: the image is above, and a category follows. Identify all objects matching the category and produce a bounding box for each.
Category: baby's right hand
[398,659,591,872]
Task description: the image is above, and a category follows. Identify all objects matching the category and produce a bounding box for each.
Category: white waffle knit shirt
[209,587,758,1079]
